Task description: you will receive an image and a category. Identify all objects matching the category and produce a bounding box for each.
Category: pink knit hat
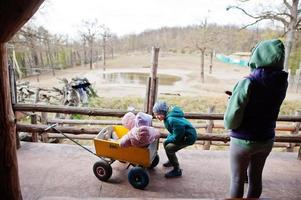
[121,112,136,130]
[135,112,152,127]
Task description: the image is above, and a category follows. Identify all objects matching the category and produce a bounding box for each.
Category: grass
[87,95,301,116]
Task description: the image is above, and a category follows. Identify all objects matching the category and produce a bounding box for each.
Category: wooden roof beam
[0,0,44,42]
[0,0,44,199]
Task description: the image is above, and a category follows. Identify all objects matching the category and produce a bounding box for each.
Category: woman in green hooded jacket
[153,101,197,178]
[224,39,288,198]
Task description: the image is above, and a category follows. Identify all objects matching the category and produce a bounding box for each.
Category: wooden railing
[13,103,301,159]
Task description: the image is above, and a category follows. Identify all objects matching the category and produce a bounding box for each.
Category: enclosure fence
[14,103,301,160]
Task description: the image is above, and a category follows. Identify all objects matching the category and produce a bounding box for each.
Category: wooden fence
[14,103,301,160]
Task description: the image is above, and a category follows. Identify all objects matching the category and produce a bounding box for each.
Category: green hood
[248,39,285,70]
[166,106,184,118]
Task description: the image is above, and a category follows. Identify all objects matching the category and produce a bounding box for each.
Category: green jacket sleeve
[165,118,185,144]
[224,78,251,130]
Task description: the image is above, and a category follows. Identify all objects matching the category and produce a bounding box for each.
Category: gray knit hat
[153,101,169,115]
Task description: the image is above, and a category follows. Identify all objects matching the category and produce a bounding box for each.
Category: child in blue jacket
[153,101,197,178]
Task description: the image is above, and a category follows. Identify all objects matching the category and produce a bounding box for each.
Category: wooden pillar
[294,110,301,160]
[41,112,48,124]
[146,47,159,115]
[0,43,22,199]
[287,110,301,152]
[9,61,20,148]
[144,77,151,113]
[41,113,49,142]
[31,114,38,142]
[203,106,215,150]
[34,88,40,103]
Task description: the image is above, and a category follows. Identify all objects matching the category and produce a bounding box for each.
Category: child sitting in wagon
[119,112,160,148]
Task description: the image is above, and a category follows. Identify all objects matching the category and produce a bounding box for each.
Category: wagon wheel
[93,160,112,181]
[128,167,149,189]
[148,154,159,169]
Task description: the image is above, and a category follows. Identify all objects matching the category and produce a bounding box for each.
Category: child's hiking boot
[163,161,173,167]
[164,168,182,178]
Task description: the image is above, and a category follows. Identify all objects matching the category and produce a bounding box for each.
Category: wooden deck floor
[17,142,301,200]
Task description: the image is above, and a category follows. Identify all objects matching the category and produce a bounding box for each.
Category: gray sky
[32,0,276,38]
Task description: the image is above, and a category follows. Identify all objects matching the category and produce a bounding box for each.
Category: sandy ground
[21,53,301,100]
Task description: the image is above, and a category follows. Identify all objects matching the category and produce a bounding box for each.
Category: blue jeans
[229,137,274,198]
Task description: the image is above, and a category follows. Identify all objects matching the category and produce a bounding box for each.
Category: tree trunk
[200,49,205,82]
[111,46,114,59]
[89,43,93,70]
[0,43,22,200]
[284,28,296,72]
[103,37,106,66]
[284,0,299,72]
[46,40,55,76]
[209,51,213,74]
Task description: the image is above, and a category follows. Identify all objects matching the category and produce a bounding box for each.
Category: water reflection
[101,72,181,85]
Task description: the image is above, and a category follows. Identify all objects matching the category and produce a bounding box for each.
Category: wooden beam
[0,0,45,42]
[0,44,22,199]
[13,103,129,117]
[16,123,301,143]
[17,124,100,135]
[14,103,301,123]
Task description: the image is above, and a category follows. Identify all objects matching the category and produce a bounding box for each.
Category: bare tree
[100,26,111,66]
[192,17,216,82]
[79,19,101,70]
[227,0,301,72]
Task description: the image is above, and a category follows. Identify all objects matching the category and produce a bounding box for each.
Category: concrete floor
[17,142,301,200]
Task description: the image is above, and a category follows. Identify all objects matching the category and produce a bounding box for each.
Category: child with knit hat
[97,112,136,141]
[153,101,197,178]
[120,112,160,148]
[121,112,136,130]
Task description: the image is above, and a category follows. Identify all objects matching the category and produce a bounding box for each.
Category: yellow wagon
[93,125,160,189]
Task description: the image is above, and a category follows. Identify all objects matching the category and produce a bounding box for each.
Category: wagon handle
[44,123,100,158]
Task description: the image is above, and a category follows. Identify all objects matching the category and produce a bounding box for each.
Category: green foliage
[70,114,83,120]
[89,96,145,110]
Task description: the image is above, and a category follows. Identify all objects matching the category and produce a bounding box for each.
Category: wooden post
[287,110,301,152]
[34,88,40,103]
[9,63,17,104]
[0,43,22,200]
[294,110,301,160]
[31,114,38,142]
[0,0,45,198]
[9,61,20,148]
[41,131,49,143]
[203,106,215,150]
[41,113,49,143]
[144,77,151,112]
[41,112,48,124]
[147,47,159,115]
